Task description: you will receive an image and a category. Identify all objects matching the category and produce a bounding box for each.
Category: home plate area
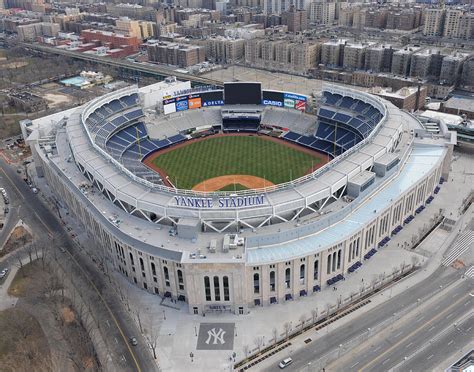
[197,323,235,350]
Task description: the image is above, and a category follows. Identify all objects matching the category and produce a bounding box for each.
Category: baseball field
[145,135,328,191]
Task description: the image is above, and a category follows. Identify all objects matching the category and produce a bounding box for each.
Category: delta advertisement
[163,91,223,114]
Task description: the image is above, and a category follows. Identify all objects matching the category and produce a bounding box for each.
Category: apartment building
[283,7,308,32]
[342,43,367,70]
[391,47,418,77]
[147,41,205,67]
[423,8,445,37]
[364,45,395,73]
[321,39,346,67]
[309,0,336,25]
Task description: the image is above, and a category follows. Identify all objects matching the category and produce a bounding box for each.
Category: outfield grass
[151,136,323,189]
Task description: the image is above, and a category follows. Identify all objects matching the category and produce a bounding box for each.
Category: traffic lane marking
[357,294,470,372]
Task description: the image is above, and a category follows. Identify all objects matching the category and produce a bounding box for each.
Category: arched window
[285,268,291,288]
[223,276,230,301]
[204,276,211,301]
[214,276,221,301]
[253,273,260,294]
[163,266,169,280]
[332,251,337,272]
[337,249,342,269]
[300,264,305,283]
[151,262,156,276]
[313,260,319,280]
[177,269,184,284]
[327,254,332,274]
[129,252,134,266]
[270,271,276,291]
[139,257,144,271]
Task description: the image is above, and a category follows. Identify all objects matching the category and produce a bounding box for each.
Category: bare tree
[243,344,250,357]
[145,324,159,360]
[299,314,307,329]
[311,308,318,324]
[272,327,278,344]
[254,336,264,351]
[283,322,292,339]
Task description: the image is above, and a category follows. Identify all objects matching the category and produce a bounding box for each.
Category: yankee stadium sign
[174,195,265,208]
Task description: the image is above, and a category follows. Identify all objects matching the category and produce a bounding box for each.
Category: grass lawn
[219,183,248,191]
[151,136,322,189]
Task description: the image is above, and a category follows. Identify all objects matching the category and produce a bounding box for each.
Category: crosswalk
[441,230,474,267]
[465,266,474,279]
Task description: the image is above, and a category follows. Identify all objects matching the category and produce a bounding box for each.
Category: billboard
[201,91,224,107]
[262,91,284,107]
[188,97,202,110]
[176,99,188,112]
[283,93,307,112]
[163,102,176,115]
[224,82,262,105]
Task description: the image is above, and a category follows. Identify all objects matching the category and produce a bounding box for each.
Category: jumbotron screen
[224,82,262,105]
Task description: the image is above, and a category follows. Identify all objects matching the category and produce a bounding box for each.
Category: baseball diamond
[145,135,325,190]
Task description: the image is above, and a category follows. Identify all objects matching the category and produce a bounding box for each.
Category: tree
[254,336,264,351]
[145,324,159,360]
[283,322,292,339]
[299,314,307,329]
[311,308,318,324]
[272,327,278,344]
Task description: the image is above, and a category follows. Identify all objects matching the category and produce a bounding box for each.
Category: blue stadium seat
[333,113,352,124]
[283,131,301,141]
[298,135,316,146]
[106,99,124,113]
[111,116,127,127]
[121,94,138,107]
[318,108,336,119]
[339,96,354,109]
[125,109,144,121]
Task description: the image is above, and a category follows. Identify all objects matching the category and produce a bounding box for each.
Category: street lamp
[163,309,166,320]
[190,352,194,363]
[194,325,197,336]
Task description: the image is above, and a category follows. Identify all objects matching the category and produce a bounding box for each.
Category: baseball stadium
[22,79,455,314]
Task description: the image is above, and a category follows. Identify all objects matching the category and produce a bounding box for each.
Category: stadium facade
[22,79,456,315]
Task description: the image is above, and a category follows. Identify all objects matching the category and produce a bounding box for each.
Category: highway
[20,42,223,87]
[399,315,473,372]
[0,157,158,372]
[264,265,470,372]
[327,280,472,372]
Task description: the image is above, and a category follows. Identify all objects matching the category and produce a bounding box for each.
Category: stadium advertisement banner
[176,99,188,112]
[262,91,284,107]
[283,93,307,112]
[188,96,202,110]
[163,102,176,115]
[201,91,224,107]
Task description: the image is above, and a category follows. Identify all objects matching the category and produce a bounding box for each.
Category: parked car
[279,358,293,369]
[0,268,9,279]
[129,337,138,346]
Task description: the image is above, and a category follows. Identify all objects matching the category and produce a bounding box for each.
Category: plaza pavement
[30,151,474,372]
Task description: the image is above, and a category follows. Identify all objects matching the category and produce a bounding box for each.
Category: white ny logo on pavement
[205,328,226,345]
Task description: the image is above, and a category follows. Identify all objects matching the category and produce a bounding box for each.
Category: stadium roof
[246,144,445,264]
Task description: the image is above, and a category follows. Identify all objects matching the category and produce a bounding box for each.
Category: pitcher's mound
[192,175,274,192]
